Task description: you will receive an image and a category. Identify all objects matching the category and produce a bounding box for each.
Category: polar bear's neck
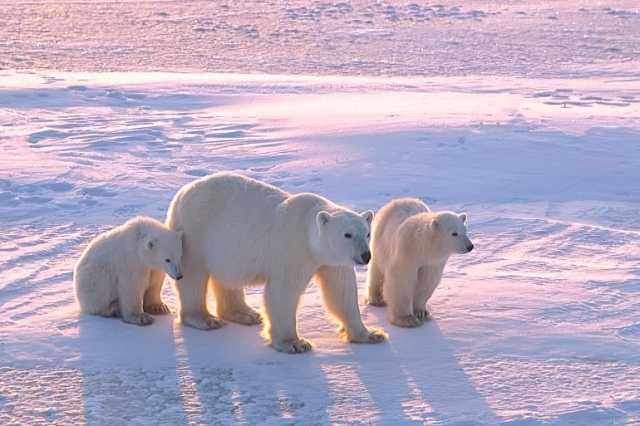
[307,217,326,266]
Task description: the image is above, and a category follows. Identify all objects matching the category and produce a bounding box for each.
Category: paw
[144,302,171,315]
[364,328,388,343]
[103,300,121,318]
[220,309,262,326]
[122,312,154,326]
[346,327,388,344]
[272,338,313,354]
[182,314,226,330]
[366,295,387,307]
[414,308,431,321]
[390,314,423,328]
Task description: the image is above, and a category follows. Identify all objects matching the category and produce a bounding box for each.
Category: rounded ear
[361,210,374,225]
[316,211,331,228]
[459,213,468,224]
[430,218,439,230]
[145,237,156,250]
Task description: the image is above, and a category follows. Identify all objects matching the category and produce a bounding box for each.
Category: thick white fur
[366,198,473,327]
[158,172,386,353]
[74,216,183,326]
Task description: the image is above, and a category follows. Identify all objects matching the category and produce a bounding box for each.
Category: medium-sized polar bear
[74,216,183,326]
[366,198,473,327]
[156,172,386,353]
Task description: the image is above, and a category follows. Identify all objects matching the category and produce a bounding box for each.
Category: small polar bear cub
[366,198,473,328]
[74,216,183,326]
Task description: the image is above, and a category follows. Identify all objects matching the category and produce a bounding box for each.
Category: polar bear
[366,198,473,327]
[74,216,183,326]
[153,172,386,353]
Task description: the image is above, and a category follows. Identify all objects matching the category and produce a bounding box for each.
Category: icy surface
[2,0,640,78]
[2,0,640,424]
[1,72,640,424]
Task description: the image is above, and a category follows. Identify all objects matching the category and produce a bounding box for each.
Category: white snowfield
[2,2,640,423]
[1,71,639,425]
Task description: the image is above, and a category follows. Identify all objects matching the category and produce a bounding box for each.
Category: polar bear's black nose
[361,251,371,264]
[175,273,183,281]
[467,243,474,252]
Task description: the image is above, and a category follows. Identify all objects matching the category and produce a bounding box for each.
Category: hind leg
[75,263,119,317]
[144,270,171,315]
[102,300,121,318]
[211,279,261,325]
[176,259,224,330]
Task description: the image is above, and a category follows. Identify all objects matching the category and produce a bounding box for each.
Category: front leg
[263,275,310,354]
[315,265,387,344]
[176,260,224,330]
[118,270,154,326]
[365,260,386,307]
[383,262,422,328]
[143,269,170,315]
[413,263,445,321]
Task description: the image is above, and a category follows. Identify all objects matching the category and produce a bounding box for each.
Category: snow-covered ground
[2,1,640,425]
[2,0,640,78]
[2,71,639,425]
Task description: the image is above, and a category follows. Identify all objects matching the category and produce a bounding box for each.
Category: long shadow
[352,307,499,425]
[75,311,189,423]
[177,304,333,424]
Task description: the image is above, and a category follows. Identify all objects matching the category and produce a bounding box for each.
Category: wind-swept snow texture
[2,0,640,78]
[2,0,640,425]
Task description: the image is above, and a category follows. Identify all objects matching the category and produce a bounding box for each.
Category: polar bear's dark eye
[367,233,370,238]
[165,258,170,263]
[344,233,352,239]
[452,232,458,237]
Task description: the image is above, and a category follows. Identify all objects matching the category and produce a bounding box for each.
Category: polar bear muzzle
[356,250,372,265]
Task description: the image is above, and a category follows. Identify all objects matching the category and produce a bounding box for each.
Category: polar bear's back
[168,172,287,227]
[371,198,430,263]
[167,172,309,286]
[76,219,139,271]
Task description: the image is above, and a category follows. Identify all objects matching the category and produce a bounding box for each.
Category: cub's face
[316,209,374,266]
[142,230,184,280]
[434,212,474,255]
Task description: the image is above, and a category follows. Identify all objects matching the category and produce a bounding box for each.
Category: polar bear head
[431,211,474,256]
[314,209,374,266]
[139,227,184,281]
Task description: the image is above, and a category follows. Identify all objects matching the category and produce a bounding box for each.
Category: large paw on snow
[272,338,313,354]
[182,314,226,330]
[391,314,423,328]
[346,327,388,344]
[219,308,262,326]
[144,302,171,315]
[122,312,154,326]
[414,308,431,322]
[365,295,387,307]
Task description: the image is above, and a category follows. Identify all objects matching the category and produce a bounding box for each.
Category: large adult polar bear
[151,172,386,353]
